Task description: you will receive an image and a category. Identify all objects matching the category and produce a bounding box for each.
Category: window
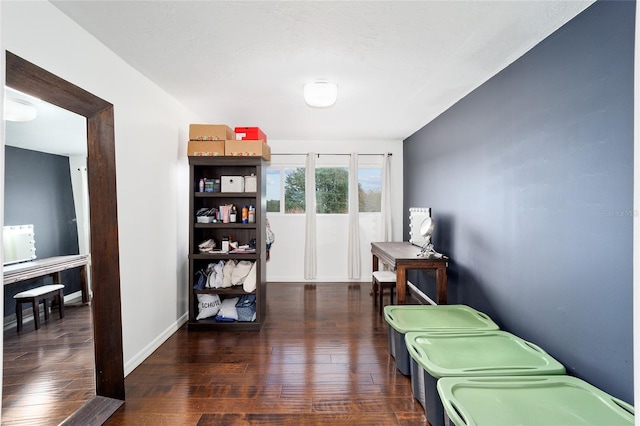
[316,167,348,214]
[358,168,382,212]
[266,168,281,213]
[267,165,382,213]
[284,167,305,213]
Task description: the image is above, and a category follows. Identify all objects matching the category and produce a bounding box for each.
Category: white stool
[14,284,65,332]
[372,271,396,316]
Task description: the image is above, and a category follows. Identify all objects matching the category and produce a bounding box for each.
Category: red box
[235,127,267,143]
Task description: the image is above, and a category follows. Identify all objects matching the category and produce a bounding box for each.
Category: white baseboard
[266,277,369,283]
[407,280,437,305]
[64,290,83,303]
[123,312,189,377]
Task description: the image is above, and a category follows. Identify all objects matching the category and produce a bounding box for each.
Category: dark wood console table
[4,254,91,304]
[371,242,448,305]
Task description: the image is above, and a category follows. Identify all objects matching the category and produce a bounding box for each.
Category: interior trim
[5,51,125,409]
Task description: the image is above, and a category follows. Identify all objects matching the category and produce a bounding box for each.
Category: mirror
[5,52,125,423]
[408,207,430,246]
[3,89,95,422]
[3,225,36,265]
[417,217,443,258]
[420,217,434,241]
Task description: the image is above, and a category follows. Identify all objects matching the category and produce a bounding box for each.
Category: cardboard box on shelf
[189,124,235,141]
[225,140,271,161]
[187,141,225,157]
[235,127,267,143]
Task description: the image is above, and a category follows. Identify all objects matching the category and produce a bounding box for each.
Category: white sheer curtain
[304,153,317,279]
[79,165,93,293]
[347,153,360,279]
[381,154,392,242]
[79,167,91,255]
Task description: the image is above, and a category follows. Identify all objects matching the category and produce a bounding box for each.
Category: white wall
[1,1,202,377]
[266,139,403,282]
[634,0,639,409]
[0,0,5,395]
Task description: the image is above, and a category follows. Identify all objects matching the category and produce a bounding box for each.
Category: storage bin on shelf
[437,375,634,426]
[383,304,499,376]
[406,330,566,426]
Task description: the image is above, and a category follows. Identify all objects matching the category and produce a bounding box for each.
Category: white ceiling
[4,88,87,157]
[7,1,595,155]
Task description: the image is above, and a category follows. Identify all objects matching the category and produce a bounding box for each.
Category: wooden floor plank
[59,396,124,426]
[197,413,401,426]
[3,282,426,425]
[2,303,96,425]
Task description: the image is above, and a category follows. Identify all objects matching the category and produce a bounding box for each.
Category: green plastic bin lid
[405,330,565,378]
[437,376,634,426]
[383,305,499,334]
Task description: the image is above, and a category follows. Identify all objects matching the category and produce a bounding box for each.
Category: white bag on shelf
[243,261,257,293]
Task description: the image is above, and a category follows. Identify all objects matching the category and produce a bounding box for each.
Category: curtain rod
[271,152,392,157]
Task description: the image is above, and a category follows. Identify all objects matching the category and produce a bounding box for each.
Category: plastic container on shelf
[406,330,566,426]
[383,305,499,376]
[437,375,634,426]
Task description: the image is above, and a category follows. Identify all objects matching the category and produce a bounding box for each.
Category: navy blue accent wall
[4,146,81,315]
[403,1,634,402]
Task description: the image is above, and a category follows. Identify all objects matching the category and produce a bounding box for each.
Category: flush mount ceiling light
[4,98,37,122]
[304,80,338,108]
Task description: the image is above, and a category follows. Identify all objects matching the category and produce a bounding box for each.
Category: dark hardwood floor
[3,283,426,425]
[2,302,96,425]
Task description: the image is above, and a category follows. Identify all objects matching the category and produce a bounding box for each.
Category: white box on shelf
[244,175,257,192]
[221,176,244,192]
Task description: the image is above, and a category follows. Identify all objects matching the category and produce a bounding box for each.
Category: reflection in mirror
[2,88,95,423]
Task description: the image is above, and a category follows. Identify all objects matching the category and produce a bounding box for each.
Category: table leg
[53,267,90,304]
[396,267,407,304]
[51,271,63,311]
[80,265,90,304]
[436,265,447,304]
[372,254,379,272]
[32,299,41,330]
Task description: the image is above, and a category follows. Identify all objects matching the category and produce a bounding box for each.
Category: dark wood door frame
[5,51,125,411]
